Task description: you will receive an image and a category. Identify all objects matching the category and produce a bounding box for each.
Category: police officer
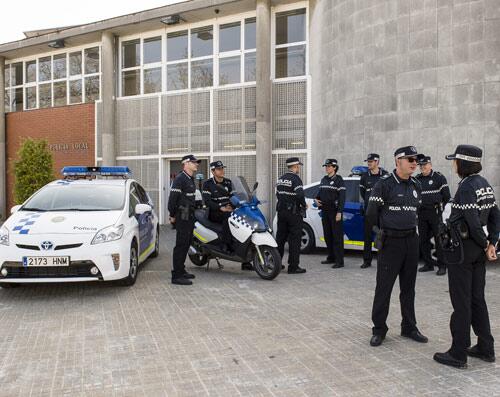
[434,145,499,369]
[276,157,307,274]
[367,146,428,347]
[168,154,200,286]
[315,159,345,268]
[416,155,451,275]
[359,153,388,269]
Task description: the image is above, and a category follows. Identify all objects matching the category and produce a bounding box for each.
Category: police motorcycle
[188,177,282,280]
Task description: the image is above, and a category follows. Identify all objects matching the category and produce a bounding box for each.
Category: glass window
[122,70,140,96]
[4,90,10,112]
[219,56,240,85]
[129,184,141,216]
[39,57,51,82]
[167,62,188,91]
[191,59,213,89]
[122,39,140,68]
[245,18,256,50]
[220,22,240,53]
[53,53,67,79]
[84,47,100,74]
[244,52,256,82]
[275,45,306,78]
[14,87,23,111]
[26,60,36,83]
[191,26,213,58]
[144,37,161,64]
[143,68,162,94]
[4,66,10,87]
[69,79,82,104]
[53,81,67,107]
[85,75,100,102]
[167,30,188,61]
[12,62,23,86]
[69,51,82,76]
[39,83,51,108]
[276,9,306,45]
[26,86,37,109]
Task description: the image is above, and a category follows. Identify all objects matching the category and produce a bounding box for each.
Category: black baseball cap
[394,146,419,159]
[210,160,226,170]
[286,157,303,167]
[364,153,380,162]
[445,144,482,163]
[322,159,338,167]
[418,155,431,165]
[181,154,201,164]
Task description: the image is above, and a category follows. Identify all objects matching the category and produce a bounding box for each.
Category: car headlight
[0,227,9,246]
[91,225,124,245]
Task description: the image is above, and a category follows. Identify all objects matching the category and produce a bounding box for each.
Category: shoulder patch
[381,174,390,180]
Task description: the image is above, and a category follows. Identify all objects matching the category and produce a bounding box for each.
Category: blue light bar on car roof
[351,165,368,175]
[61,166,132,177]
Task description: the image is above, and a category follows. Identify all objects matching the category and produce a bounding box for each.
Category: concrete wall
[310,0,500,194]
[6,104,95,209]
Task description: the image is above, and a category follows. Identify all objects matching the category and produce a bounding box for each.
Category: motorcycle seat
[195,209,224,233]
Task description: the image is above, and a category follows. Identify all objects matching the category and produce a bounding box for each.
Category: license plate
[22,256,70,267]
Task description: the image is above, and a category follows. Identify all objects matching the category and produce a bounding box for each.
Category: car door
[342,178,365,246]
[303,183,324,247]
[135,183,156,257]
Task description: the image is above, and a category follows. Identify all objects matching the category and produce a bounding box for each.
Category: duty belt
[383,228,417,238]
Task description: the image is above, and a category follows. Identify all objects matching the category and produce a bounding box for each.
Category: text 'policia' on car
[0,166,159,287]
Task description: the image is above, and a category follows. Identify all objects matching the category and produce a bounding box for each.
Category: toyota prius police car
[0,166,159,286]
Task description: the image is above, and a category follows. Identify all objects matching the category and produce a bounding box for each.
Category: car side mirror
[135,203,152,215]
[11,205,21,214]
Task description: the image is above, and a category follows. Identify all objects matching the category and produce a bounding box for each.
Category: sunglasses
[404,157,418,163]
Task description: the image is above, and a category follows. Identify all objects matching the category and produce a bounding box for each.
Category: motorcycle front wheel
[253,245,281,280]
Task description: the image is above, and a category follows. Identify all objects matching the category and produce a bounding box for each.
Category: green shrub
[14,138,55,204]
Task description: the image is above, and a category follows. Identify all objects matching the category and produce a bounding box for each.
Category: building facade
[0,0,499,222]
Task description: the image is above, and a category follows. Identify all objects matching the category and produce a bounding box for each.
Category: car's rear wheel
[119,242,139,286]
[300,223,315,254]
[150,228,160,258]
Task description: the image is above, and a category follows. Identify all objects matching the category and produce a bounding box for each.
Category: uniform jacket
[366,171,422,230]
[415,170,451,209]
[168,171,196,218]
[276,172,306,212]
[202,177,235,222]
[360,168,389,209]
[316,174,346,213]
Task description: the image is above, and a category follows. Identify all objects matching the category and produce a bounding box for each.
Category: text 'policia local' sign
[48,143,89,152]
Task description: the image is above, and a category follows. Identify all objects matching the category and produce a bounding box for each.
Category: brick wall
[5,104,95,209]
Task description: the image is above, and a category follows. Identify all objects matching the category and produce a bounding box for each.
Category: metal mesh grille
[95,101,103,158]
[214,155,256,187]
[272,81,307,150]
[162,91,210,154]
[214,86,256,151]
[271,152,308,215]
[116,97,159,156]
[117,159,160,210]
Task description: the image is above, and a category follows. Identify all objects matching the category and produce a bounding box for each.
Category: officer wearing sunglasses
[366,146,428,347]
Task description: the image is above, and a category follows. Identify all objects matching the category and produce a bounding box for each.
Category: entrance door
[161,158,209,224]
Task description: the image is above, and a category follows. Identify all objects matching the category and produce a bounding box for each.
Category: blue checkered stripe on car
[12,213,42,234]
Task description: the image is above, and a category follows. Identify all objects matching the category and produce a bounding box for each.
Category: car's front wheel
[119,242,139,286]
[300,223,315,254]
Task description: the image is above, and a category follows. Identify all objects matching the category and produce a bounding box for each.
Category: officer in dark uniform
[434,145,499,369]
[367,146,428,347]
[168,154,200,285]
[202,161,253,271]
[416,155,451,275]
[315,159,346,268]
[359,153,388,269]
[276,157,307,274]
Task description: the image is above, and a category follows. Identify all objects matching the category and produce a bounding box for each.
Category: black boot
[172,277,193,285]
[321,258,335,264]
[418,264,434,272]
[433,351,467,369]
[241,262,253,271]
[467,345,495,362]
[360,262,371,269]
[436,266,446,276]
[288,266,306,274]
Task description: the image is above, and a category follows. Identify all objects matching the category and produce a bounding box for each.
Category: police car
[0,166,159,287]
[273,166,373,254]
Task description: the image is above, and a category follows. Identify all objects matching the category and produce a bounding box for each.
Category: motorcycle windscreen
[231,176,252,203]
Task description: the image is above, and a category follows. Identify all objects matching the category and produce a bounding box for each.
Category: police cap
[210,160,226,170]
[394,146,419,159]
[445,144,482,163]
[181,154,201,164]
[322,159,338,167]
[364,153,380,162]
[286,157,303,167]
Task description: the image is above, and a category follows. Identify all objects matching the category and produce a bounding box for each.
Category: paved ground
[1,226,500,396]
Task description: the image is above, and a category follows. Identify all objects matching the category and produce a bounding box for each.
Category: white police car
[273,166,375,254]
[0,166,159,286]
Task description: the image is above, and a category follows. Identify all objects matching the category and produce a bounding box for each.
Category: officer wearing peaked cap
[315,159,346,268]
[434,145,499,369]
[366,146,428,347]
[276,157,307,274]
[168,154,200,285]
[416,155,451,276]
[360,153,388,269]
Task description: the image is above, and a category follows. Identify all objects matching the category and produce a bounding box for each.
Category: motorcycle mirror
[252,182,258,191]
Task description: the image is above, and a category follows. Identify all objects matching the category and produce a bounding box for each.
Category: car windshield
[22,184,125,211]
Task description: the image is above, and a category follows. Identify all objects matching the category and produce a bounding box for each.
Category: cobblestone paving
[0,226,499,396]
